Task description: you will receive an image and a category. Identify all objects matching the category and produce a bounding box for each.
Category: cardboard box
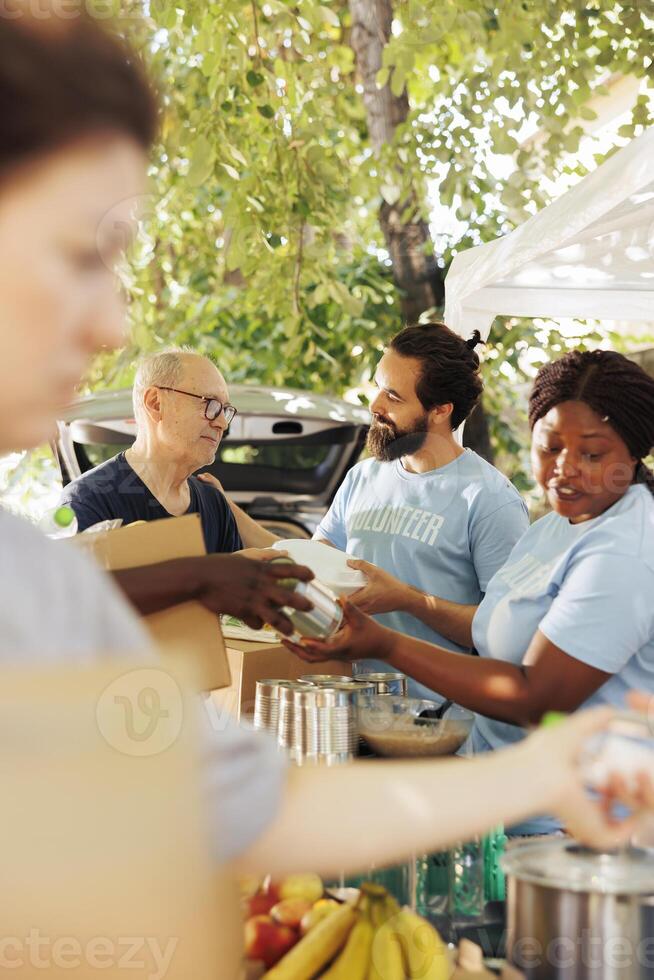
[70,514,230,691]
[211,638,353,720]
[0,659,235,979]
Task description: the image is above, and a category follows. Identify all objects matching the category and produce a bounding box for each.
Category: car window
[68,421,367,498]
[79,442,132,469]
[220,444,331,470]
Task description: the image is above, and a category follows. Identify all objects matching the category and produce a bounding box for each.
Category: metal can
[582,710,654,791]
[271,556,344,639]
[293,681,375,765]
[277,680,314,756]
[353,672,408,696]
[299,674,352,686]
[254,678,300,734]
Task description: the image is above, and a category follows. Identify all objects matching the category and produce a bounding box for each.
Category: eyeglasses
[155,386,238,424]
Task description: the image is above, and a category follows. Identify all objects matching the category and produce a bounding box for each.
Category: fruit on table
[395,905,449,979]
[270,898,314,930]
[299,898,340,936]
[244,915,297,970]
[246,882,282,918]
[368,918,404,980]
[253,880,450,980]
[261,902,358,979]
[278,872,324,905]
[320,914,374,980]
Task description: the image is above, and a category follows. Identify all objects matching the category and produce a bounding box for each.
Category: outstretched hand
[193,553,314,636]
[526,706,654,850]
[281,599,395,663]
[346,558,408,615]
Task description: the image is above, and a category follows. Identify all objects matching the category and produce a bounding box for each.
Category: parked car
[55,385,370,538]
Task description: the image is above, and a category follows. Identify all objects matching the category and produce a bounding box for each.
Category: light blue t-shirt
[315,449,529,699]
[471,484,654,834]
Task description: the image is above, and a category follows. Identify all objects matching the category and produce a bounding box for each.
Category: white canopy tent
[444,126,654,340]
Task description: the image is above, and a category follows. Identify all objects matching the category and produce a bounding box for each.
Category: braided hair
[529,350,654,496]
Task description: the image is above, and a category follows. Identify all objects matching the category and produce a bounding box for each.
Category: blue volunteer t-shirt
[60,452,242,555]
[315,449,529,699]
[471,483,654,834]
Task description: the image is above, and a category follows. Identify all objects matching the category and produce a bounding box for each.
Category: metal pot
[502,840,654,979]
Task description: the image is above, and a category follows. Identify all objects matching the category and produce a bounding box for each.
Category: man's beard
[366,414,429,461]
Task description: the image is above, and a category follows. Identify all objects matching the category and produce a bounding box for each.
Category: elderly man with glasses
[60,349,245,554]
[59,348,315,633]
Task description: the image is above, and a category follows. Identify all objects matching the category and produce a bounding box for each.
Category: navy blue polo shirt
[60,452,242,554]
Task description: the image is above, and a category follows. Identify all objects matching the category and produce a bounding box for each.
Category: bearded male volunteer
[314,322,529,699]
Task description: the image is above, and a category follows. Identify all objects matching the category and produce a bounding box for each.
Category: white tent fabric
[444,126,654,340]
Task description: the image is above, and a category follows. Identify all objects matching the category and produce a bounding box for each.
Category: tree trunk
[348,0,443,322]
[348,0,494,461]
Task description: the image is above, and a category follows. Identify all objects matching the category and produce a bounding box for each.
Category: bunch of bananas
[262,882,450,979]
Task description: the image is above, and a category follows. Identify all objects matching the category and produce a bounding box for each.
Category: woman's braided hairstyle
[528,349,654,496]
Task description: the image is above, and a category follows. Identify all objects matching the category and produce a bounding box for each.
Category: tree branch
[250,0,262,62]
[292,147,304,317]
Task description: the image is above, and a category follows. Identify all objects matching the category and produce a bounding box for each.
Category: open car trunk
[56,385,370,537]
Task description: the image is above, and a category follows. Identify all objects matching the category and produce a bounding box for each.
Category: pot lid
[501,840,654,895]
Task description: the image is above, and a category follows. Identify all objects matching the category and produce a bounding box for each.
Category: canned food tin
[353,672,408,696]
[277,681,314,756]
[254,679,303,734]
[271,557,343,639]
[293,681,375,766]
[300,674,352,686]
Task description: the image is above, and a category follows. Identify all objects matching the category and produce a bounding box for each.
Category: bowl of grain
[357,696,474,758]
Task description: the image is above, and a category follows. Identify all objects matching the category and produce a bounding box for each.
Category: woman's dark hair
[529,349,654,496]
[389,322,484,429]
[0,8,158,176]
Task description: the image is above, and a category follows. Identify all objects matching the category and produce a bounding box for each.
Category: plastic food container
[357,696,474,758]
[271,539,367,597]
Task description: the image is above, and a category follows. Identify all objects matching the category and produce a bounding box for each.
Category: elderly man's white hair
[132,348,215,421]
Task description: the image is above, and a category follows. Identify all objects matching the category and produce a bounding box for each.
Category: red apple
[244,915,297,968]
[246,882,281,918]
[270,898,313,929]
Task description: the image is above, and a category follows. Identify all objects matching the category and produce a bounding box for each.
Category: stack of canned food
[256,560,408,764]
[254,672,407,765]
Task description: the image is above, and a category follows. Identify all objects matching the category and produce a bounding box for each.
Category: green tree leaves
[91,0,653,489]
